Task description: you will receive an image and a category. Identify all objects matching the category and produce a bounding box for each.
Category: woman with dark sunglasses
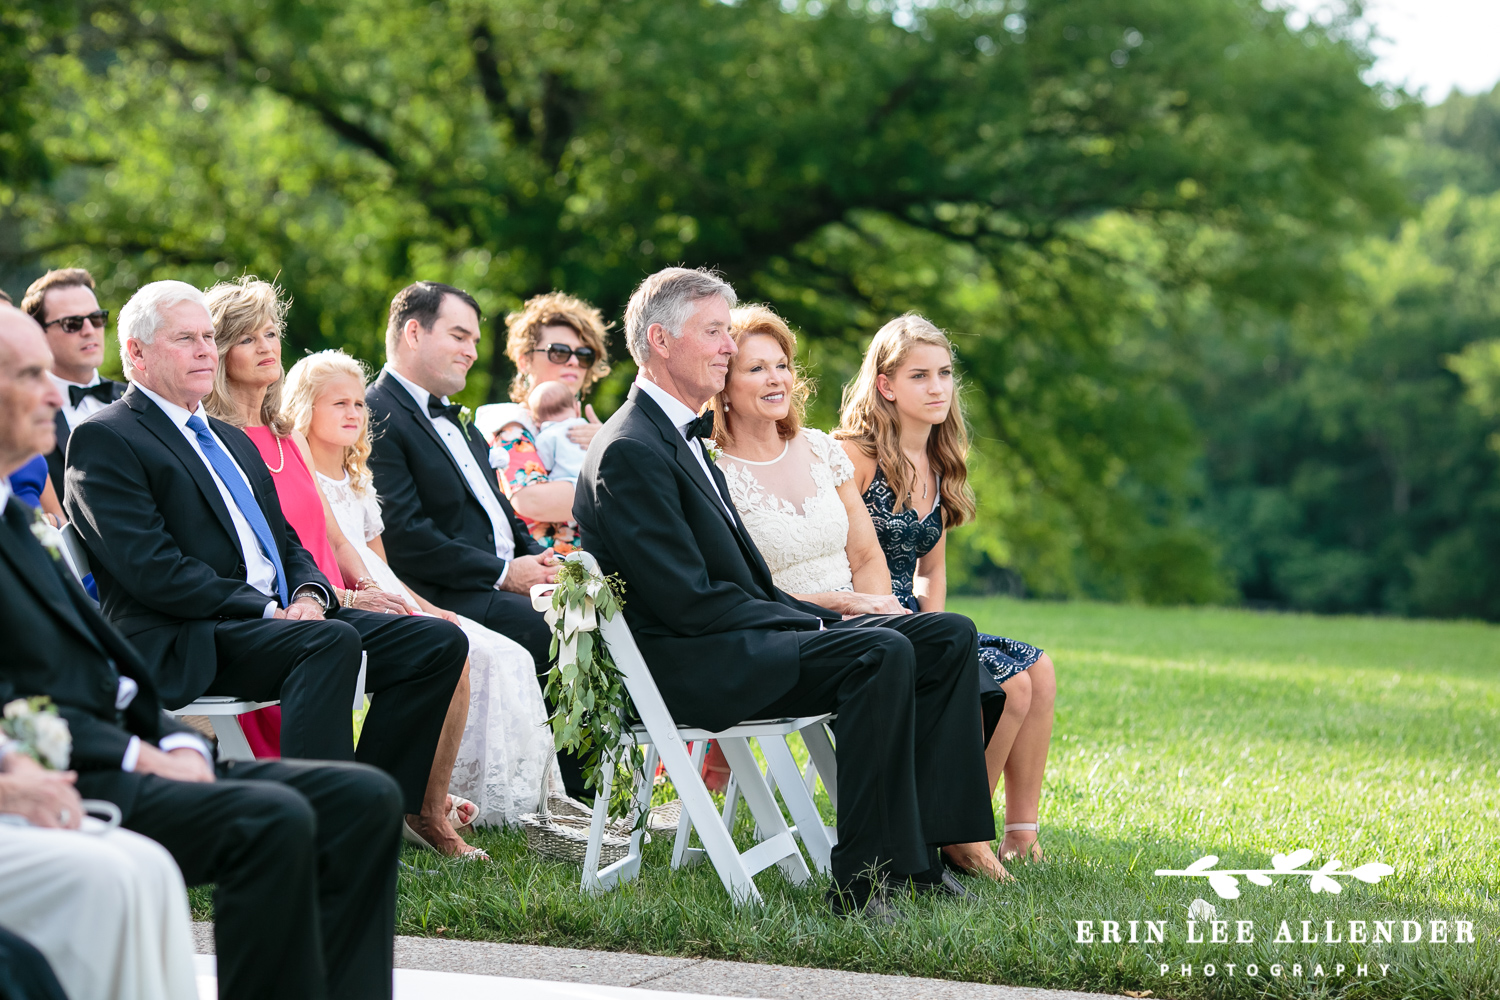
[476,292,612,553]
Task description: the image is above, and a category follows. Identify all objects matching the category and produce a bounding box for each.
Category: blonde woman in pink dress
[285,349,557,828]
[203,277,486,858]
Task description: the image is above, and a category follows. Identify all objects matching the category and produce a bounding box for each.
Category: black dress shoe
[828,889,899,924]
[909,867,978,900]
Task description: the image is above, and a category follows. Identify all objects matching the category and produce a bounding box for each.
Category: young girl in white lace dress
[283,350,556,828]
[707,305,1005,879]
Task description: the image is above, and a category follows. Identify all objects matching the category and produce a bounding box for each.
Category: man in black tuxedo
[63,280,470,849]
[574,268,995,917]
[19,268,125,498]
[365,283,589,796]
[0,302,403,1000]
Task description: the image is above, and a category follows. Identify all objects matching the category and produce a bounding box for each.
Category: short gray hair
[118,280,211,381]
[623,267,737,366]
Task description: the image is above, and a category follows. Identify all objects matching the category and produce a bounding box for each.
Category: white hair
[117,280,211,381]
[623,267,737,367]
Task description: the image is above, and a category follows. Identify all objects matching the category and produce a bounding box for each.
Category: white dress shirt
[133,385,281,618]
[634,374,733,516]
[384,366,516,584]
[49,370,110,429]
[0,477,212,771]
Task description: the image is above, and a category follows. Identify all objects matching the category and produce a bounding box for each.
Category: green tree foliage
[1185,86,1500,619]
[2,0,1406,605]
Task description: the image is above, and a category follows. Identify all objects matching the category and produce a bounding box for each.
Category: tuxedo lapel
[631,390,777,590]
[53,410,70,458]
[0,503,104,653]
[377,372,482,498]
[124,387,241,545]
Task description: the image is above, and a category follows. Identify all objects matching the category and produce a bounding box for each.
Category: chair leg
[761,735,834,875]
[715,737,812,887]
[672,740,710,869]
[654,731,764,904]
[802,720,838,809]
[581,742,620,894]
[211,715,256,762]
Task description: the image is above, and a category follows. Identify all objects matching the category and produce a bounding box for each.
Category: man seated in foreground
[0,302,404,999]
[573,268,995,919]
[63,280,469,847]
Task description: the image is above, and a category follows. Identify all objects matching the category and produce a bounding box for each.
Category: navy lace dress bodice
[863,467,1043,715]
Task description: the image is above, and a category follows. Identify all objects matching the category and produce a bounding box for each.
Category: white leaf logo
[1188,898,1217,921]
[1350,862,1395,884]
[1156,849,1393,896]
[1207,872,1241,899]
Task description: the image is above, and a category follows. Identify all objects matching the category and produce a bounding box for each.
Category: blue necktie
[185,415,290,605]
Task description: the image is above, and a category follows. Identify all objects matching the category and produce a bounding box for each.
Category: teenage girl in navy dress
[837,314,1056,869]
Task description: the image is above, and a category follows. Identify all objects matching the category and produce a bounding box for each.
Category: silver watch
[292,584,330,610]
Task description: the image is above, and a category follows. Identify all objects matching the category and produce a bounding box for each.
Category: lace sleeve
[805,428,854,486]
[362,489,386,542]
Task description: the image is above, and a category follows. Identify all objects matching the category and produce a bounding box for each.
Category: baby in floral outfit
[526,381,589,484]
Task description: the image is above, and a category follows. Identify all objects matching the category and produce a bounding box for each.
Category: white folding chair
[717,716,838,872]
[552,553,833,905]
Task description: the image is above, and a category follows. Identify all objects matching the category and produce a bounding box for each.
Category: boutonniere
[29,509,64,562]
[705,441,723,463]
[2,696,72,769]
[458,405,475,440]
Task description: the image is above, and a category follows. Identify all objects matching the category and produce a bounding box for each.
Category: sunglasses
[534,343,597,367]
[43,310,110,334]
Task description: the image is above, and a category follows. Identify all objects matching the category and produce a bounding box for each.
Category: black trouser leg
[211,617,364,760]
[86,760,401,1000]
[475,590,589,799]
[0,928,68,1000]
[763,624,927,887]
[330,609,468,814]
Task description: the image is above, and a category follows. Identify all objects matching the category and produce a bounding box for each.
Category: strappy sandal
[402,818,491,861]
[447,795,479,833]
[1001,821,1044,863]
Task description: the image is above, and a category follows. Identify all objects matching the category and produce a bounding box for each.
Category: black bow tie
[69,381,113,408]
[427,397,465,425]
[684,410,716,441]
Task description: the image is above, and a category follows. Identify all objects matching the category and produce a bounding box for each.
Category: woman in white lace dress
[708,306,1005,879]
[283,350,556,828]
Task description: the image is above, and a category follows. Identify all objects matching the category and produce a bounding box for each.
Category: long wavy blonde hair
[282,349,375,495]
[709,304,812,451]
[203,276,293,436]
[835,314,976,528]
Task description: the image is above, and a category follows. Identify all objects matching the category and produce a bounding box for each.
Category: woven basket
[520,810,631,865]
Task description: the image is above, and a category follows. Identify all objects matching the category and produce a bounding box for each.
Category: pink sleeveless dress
[239,427,347,757]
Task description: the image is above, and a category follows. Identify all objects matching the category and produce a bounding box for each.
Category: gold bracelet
[341,588,356,608]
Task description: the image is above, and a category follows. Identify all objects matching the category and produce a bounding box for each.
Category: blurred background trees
[3,0,1497,617]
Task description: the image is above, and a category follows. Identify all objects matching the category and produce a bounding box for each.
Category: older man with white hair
[0,302,198,1000]
[574,268,995,920]
[61,280,467,998]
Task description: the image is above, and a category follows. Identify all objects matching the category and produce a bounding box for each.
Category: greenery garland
[533,554,638,814]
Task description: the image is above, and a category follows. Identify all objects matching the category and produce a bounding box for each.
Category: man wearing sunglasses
[21,269,125,500]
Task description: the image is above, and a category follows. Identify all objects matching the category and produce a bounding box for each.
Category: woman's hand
[841,592,911,616]
[347,588,412,615]
[566,404,603,449]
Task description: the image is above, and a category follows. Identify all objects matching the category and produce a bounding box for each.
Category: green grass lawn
[210,599,1500,998]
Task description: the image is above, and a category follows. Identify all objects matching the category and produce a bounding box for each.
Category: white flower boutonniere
[2,696,72,769]
[705,441,723,463]
[458,405,475,441]
[29,510,64,562]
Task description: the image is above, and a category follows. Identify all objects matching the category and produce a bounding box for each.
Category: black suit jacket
[366,370,541,608]
[45,377,125,499]
[0,496,204,808]
[62,385,332,708]
[572,386,839,732]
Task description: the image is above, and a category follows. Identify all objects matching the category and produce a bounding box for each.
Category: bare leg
[405,660,479,856]
[986,671,1032,797]
[942,675,1031,881]
[1000,655,1055,862]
